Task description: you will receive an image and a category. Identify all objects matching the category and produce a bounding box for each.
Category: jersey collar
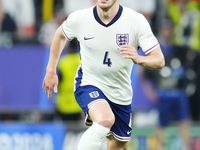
[93,5,123,27]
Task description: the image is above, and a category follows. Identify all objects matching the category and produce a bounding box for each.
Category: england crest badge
[116,34,129,46]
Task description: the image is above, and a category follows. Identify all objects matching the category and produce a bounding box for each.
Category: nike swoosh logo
[84,37,95,40]
[127,130,132,135]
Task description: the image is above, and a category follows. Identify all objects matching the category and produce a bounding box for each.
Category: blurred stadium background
[0,0,200,150]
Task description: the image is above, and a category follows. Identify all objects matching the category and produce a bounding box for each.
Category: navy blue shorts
[74,85,132,141]
[157,89,190,127]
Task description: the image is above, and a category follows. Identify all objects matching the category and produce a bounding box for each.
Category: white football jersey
[61,5,159,105]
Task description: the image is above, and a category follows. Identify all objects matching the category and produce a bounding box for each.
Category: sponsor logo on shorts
[89,91,99,98]
[127,130,132,135]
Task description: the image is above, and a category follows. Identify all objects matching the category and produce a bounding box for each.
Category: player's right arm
[43,26,67,99]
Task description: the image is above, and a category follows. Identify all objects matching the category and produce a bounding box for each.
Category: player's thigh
[106,134,129,150]
[88,101,115,128]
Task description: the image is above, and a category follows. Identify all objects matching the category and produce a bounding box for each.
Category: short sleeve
[61,13,76,41]
[136,15,159,54]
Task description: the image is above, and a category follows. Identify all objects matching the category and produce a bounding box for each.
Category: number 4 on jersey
[103,51,112,67]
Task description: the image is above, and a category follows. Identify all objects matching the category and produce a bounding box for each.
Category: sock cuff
[92,122,110,135]
[77,122,110,150]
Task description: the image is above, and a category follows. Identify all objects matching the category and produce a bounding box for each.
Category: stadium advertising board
[0,122,66,150]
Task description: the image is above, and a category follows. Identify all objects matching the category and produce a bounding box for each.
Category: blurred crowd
[0,0,200,121]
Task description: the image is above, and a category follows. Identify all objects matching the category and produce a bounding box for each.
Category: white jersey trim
[144,43,160,54]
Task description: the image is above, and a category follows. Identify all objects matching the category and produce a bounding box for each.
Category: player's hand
[119,45,140,64]
[42,71,58,99]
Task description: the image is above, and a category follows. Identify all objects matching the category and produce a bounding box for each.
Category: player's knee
[97,113,115,128]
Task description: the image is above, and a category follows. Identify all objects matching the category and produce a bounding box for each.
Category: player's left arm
[119,45,165,69]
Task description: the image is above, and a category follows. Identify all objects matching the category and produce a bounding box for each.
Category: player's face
[96,0,118,11]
